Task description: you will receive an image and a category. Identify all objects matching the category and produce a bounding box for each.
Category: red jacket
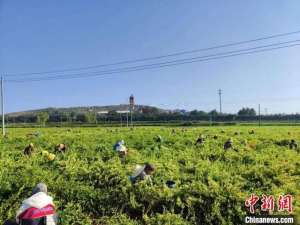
[16,192,57,225]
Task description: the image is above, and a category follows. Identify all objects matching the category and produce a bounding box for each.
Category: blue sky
[0,1,299,113]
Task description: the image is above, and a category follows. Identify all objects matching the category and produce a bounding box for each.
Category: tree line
[3,107,300,125]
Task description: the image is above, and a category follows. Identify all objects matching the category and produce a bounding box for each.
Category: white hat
[132,165,146,178]
[116,145,127,152]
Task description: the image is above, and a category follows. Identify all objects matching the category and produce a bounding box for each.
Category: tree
[84,112,97,123]
[36,112,49,126]
[190,110,208,117]
[75,114,85,122]
[208,109,218,116]
[141,107,159,115]
[238,107,256,116]
[190,110,198,116]
[108,110,118,116]
[70,112,76,122]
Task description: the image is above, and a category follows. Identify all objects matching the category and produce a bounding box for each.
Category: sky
[0,1,300,114]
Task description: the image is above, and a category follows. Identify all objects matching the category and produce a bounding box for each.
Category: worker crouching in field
[129,163,155,185]
[113,140,128,160]
[289,139,298,150]
[249,130,255,135]
[55,143,67,153]
[195,135,205,145]
[23,143,35,156]
[4,183,57,225]
[224,138,233,150]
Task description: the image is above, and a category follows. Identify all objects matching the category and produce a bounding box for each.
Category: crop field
[0,126,299,225]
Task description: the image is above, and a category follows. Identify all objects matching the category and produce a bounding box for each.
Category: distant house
[116,110,130,114]
[97,111,109,115]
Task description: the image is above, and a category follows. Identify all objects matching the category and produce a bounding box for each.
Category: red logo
[245,194,259,214]
[245,194,293,214]
[278,195,293,213]
[261,195,275,211]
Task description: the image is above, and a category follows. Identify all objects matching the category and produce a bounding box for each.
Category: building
[129,95,135,111]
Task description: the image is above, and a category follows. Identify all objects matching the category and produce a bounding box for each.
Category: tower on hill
[129,94,135,111]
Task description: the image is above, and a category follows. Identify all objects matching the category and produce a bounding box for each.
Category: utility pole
[94,108,98,125]
[1,76,5,136]
[258,104,261,127]
[120,113,122,127]
[130,110,132,126]
[218,89,222,114]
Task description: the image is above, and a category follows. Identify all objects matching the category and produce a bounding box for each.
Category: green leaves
[0,126,299,224]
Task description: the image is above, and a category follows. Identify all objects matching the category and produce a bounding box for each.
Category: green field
[0,127,299,225]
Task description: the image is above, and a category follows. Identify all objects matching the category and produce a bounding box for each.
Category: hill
[7,105,168,117]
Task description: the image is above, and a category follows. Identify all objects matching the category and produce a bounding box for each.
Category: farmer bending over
[113,140,128,158]
[130,163,155,184]
[289,139,298,150]
[24,143,35,156]
[195,135,205,145]
[4,183,57,225]
[224,138,233,150]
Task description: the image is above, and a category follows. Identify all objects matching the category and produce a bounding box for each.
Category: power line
[6,42,300,83]
[4,29,300,77]
[162,96,300,110]
[7,39,300,79]
[7,39,300,80]
[7,43,300,83]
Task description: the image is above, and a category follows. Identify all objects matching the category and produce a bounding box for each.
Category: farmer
[55,143,67,153]
[129,163,155,184]
[249,130,255,135]
[3,183,57,225]
[195,135,205,145]
[23,143,35,156]
[154,135,163,143]
[289,139,298,149]
[224,138,233,150]
[113,140,128,158]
